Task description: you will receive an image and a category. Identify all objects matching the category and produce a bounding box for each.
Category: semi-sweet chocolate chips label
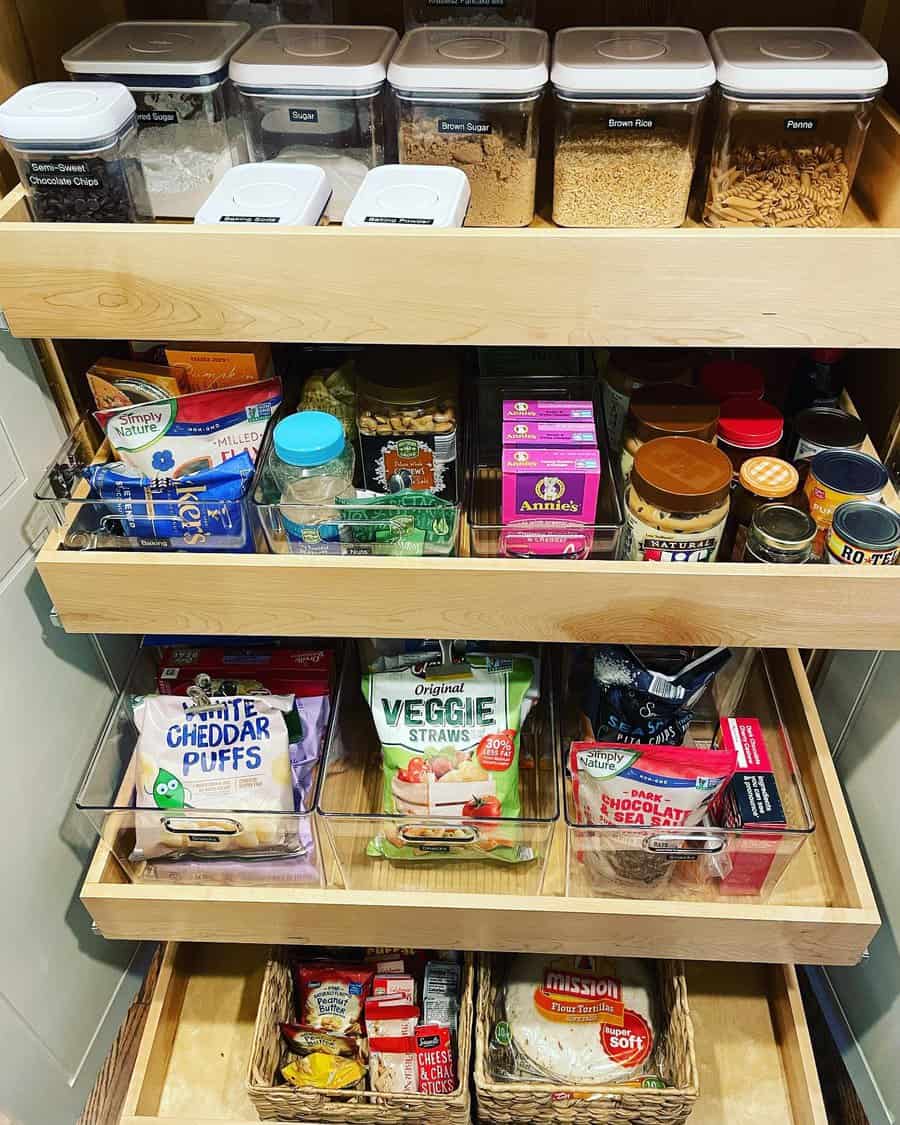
[27,160,103,190]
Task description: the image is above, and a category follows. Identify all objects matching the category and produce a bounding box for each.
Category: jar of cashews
[703,27,887,229]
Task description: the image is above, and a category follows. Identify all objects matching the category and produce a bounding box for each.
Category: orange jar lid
[738,456,799,499]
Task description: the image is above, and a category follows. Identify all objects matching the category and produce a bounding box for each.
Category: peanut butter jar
[623,435,732,563]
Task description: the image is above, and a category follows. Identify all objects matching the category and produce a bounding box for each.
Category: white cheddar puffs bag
[132,694,297,861]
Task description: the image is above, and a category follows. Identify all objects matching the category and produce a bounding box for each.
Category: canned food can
[804,450,888,557]
[826,500,900,565]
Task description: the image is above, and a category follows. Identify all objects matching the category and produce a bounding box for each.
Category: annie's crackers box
[502,420,598,447]
[714,716,787,895]
[501,447,601,525]
[502,399,594,423]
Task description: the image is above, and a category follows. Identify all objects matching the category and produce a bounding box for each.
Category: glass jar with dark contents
[717,397,784,478]
[721,456,799,561]
[745,504,817,564]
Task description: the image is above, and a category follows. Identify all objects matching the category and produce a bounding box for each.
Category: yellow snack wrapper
[282,1053,366,1090]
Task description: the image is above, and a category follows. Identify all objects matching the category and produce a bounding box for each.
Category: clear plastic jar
[404,0,536,30]
[63,22,250,219]
[623,436,733,563]
[601,348,695,452]
[704,28,887,229]
[357,348,460,500]
[230,25,398,220]
[389,28,548,227]
[551,28,714,228]
[0,82,151,222]
[266,411,355,547]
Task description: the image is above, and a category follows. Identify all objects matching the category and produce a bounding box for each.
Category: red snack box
[373,973,416,1002]
[715,717,787,895]
[158,646,332,683]
[415,1024,457,1095]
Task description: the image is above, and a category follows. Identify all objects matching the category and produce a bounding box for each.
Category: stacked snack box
[500,399,601,557]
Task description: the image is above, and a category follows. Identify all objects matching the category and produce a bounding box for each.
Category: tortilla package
[132,693,297,862]
[363,653,535,863]
[490,954,660,1086]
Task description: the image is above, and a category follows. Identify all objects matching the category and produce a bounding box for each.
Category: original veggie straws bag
[363,653,535,862]
[132,693,298,862]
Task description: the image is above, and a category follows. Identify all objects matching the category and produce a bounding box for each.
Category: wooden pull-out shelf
[117,943,826,1125]
[81,651,879,966]
[1,104,900,349]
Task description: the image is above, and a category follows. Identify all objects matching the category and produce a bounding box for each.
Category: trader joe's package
[132,693,297,861]
[363,653,535,862]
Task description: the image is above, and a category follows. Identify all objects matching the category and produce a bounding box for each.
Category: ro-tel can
[826,500,900,566]
[804,449,889,559]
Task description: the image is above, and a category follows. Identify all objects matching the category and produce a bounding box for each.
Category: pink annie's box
[502,399,594,423]
[502,447,601,525]
[502,420,598,447]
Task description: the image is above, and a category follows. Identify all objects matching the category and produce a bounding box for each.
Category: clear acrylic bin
[551,28,714,228]
[562,649,816,902]
[207,0,335,26]
[703,28,888,228]
[35,417,260,553]
[404,0,536,30]
[76,646,335,887]
[466,375,625,560]
[317,645,560,894]
[389,28,548,227]
[230,25,398,220]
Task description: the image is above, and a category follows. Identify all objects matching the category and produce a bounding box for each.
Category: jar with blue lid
[266,410,356,552]
[63,21,251,218]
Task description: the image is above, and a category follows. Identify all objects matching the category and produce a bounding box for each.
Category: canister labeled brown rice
[551,28,714,228]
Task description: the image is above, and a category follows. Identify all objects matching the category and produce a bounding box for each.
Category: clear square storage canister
[230,24,398,220]
[404,0,536,31]
[389,27,549,226]
[703,27,888,228]
[62,21,251,219]
[551,27,715,228]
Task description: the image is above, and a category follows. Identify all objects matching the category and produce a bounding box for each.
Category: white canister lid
[229,25,398,90]
[194,162,331,224]
[0,82,136,146]
[343,164,470,228]
[710,27,888,95]
[62,22,250,79]
[552,27,715,95]
[388,27,549,94]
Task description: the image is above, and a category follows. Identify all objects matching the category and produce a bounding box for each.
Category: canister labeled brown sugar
[620,383,719,484]
[622,436,732,563]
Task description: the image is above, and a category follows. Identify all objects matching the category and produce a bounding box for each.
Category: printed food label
[364,215,436,225]
[27,159,104,191]
[826,528,899,566]
[794,436,826,460]
[784,118,817,131]
[535,966,626,1026]
[439,119,492,136]
[600,1010,654,1068]
[289,108,319,123]
[136,109,178,126]
[219,215,281,223]
[623,508,724,563]
[607,117,655,130]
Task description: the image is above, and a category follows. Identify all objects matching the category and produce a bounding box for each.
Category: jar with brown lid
[721,456,800,561]
[621,382,719,484]
[623,435,733,563]
[601,348,695,452]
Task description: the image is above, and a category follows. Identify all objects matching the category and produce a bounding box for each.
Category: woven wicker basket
[473,954,699,1125]
[247,947,473,1123]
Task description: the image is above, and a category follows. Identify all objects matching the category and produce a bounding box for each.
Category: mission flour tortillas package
[132,693,296,861]
[96,378,282,478]
[362,653,535,864]
[493,954,659,1086]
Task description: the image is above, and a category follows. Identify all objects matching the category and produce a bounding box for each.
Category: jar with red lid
[717,397,784,477]
[699,359,765,404]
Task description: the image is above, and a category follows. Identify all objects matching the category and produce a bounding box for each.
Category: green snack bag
[338,489,456,555]
[362,653,535,863]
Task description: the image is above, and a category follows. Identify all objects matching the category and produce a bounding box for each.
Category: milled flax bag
[363,653,534,862]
